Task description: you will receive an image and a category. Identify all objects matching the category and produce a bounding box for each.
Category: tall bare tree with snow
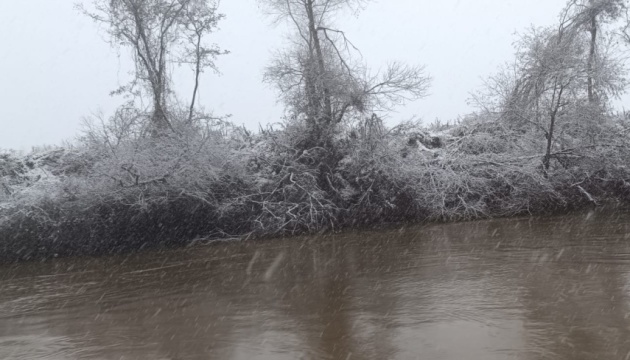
[259,0,431,152]
[78,0,226,135]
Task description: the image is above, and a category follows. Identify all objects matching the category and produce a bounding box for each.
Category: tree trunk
[188,34,202,123]
[543,113,556,171]
[301,0,340,194]
[587,1,597,103]
[151,82,172,136]
[305,0,333,126]
[544,86,565,171]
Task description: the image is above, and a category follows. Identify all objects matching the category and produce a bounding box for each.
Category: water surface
[2,211,630,359]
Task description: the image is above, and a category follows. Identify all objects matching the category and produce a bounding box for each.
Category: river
[2,210,630,359]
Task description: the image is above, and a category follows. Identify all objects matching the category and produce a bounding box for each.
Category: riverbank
[2,114,630,262]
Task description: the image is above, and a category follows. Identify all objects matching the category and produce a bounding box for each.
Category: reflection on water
[2,210,630,359]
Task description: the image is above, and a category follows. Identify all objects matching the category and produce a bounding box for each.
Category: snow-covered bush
[3,104,630,261]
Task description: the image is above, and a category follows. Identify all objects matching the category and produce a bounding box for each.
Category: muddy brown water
[2,211,630,359]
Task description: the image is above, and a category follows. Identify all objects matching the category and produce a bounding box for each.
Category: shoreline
[3,118,630,263]
[0,194,625,263]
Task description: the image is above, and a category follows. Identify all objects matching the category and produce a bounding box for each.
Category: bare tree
[78,0,226,135]
[180,2,227,123]
[560,0,627,103]
[511,28,585,170]
[486,21,625,171]
[260,0,430,150]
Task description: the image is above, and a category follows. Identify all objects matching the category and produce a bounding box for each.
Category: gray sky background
[0,0,622,151]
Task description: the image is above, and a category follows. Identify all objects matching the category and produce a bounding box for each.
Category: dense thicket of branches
[2,0,630,261]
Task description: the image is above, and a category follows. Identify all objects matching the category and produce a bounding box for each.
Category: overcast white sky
[0,0,606,150]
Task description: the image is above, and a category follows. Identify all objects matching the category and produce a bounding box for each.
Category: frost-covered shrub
[230,121,344,235]
[0,148,93,210]
[3,104,630,261]
[0,111,258,260]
